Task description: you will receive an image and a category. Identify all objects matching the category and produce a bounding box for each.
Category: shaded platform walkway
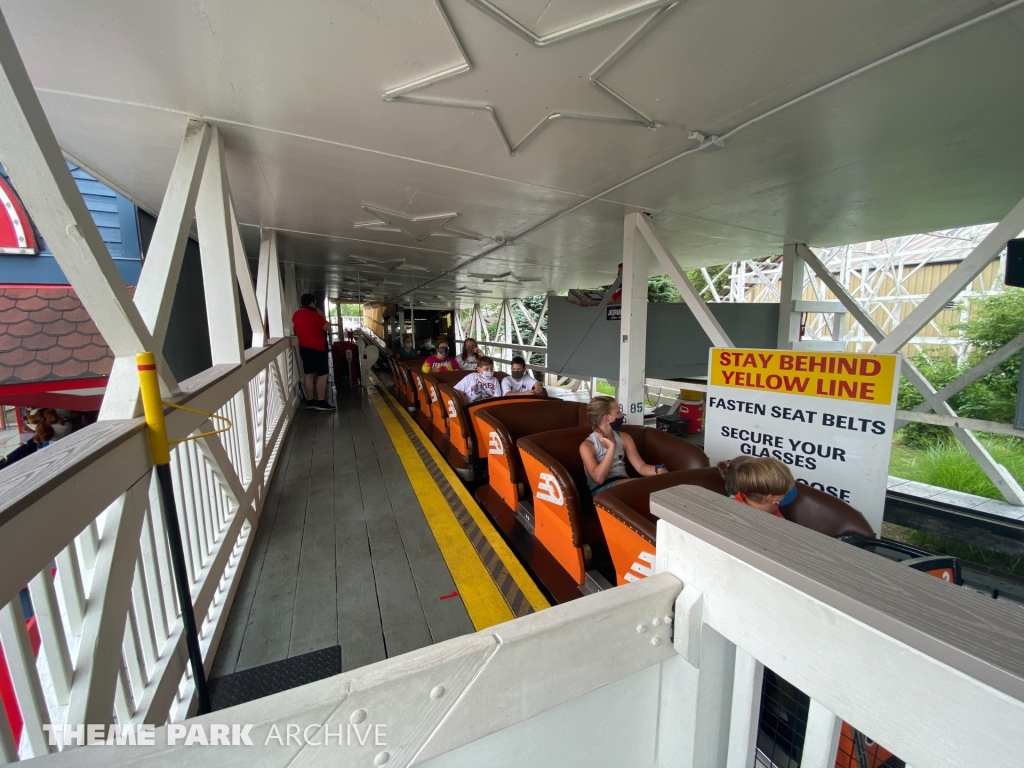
[212,386,478,678]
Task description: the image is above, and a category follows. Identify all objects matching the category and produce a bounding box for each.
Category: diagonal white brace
[136,120,212,349]
[636,213,734,348]
[196,127,246,365]
[100,121,212,419]
[230,197,267,348]
[0,9,178,394]
[873,194,1024,355]
[800,244,1024,505]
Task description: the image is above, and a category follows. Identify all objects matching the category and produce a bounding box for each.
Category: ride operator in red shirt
[292,293,335,411]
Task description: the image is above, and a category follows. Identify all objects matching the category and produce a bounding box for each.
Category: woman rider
[580,395,667,494]
[459,338,480,371]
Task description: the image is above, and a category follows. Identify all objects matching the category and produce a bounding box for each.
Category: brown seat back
[477,401,588,509]
[618,426,710,474]
[595,468,725,543]
[479,401,589,475]
[423,370,473,439]
[435,373,517,467]
[595,466,873,541]
[781,484,875,537]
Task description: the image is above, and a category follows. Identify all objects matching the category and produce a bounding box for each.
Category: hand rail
[0,337,300,746]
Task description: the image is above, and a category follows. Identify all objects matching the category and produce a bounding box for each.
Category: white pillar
[777,243,805,350]
[618,213,648,424]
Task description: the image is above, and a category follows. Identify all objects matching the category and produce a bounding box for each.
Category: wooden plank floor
[211,387,475,677]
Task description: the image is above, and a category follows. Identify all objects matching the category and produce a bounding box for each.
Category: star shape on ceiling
[345,255,433,273]
[353,205,481,242]
[384,0,678,155]
[468,270,540,284]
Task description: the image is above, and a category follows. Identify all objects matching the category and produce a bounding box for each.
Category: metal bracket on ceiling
[382,0,679,156]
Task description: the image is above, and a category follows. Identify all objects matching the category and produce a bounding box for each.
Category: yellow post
[135,350,212,713]
[136,351,170,466]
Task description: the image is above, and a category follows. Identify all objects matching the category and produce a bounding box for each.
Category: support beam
[635,214,734,348]
[0,9,178,395]
[619,213,649,425]
[283,261,298,333]
[100,121,211,419]
[800,244,1024,505]
[874,194,1024,354]
[725,649,764,768]
[777,243,805,349]
[229,198,266,348]
[801,701,843,768]
[195,127,245,365]
[261,231,287,339]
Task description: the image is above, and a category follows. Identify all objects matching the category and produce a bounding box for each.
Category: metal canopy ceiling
[4,0,1023,303]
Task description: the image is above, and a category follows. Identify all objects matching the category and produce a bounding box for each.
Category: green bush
[895,288,1024,449]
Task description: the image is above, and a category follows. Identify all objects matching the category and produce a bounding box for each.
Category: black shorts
[299,347,329,376]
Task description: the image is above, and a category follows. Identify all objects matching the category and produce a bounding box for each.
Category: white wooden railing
[0,339,299,761]
[16,483,1021,768]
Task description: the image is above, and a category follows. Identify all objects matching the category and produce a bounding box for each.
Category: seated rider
[580,395,667,494]
[397,333,419,358]
[453,356,501,403]
[501,356,545,397]
[717,456,797,518]
[459,338,480,371]
[422,338,460,373]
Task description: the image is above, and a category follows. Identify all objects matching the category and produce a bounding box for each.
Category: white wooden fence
[13,483,1021,768]
[0,339,299,761]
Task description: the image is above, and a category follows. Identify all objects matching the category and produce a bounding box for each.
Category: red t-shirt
[292,307,327,350]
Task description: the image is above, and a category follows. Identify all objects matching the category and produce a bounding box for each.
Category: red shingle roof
[0,286,115,387]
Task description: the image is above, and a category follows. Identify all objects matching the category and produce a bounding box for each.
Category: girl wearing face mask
[580,395,667,494]
[460,338,479,371]
[453,356,501,403]
[421,338,460,373]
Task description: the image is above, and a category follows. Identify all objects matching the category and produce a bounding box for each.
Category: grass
[595,380,615,396]
[887,436,1024,578]
[888,436,1024,501]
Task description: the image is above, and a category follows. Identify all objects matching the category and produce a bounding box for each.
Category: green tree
[647,275,682,303]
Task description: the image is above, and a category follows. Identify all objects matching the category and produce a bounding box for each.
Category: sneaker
[313,400,336,411]
[305,399,316,410]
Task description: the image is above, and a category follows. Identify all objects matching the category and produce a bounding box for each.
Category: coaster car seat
[593,467,876,585]
[474,400,589,514]
[517,425,709,586]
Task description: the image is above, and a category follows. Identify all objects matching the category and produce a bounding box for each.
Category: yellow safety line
[370,377,550,613]
[368,377,550,617]
[368,384,514,629]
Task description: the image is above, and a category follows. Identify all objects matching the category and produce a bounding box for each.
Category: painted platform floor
[211,387,477,677]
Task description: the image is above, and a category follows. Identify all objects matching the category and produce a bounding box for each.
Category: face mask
[610,416,626,431]
[404,342,412,348]
[511,370,525,380]
[780,484,798,506]
[479,370,494,381]
[438,347,448,357]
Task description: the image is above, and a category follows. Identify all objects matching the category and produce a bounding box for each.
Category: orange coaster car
[517,425,709,587]
[438,383,534,480]
[473,400,589,522]
[421,370,472,452]
[593,467,875,586]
